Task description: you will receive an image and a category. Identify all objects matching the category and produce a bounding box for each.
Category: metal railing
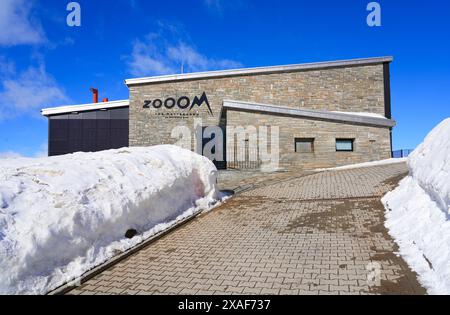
[392,149,413,158]
[227,143,262,170]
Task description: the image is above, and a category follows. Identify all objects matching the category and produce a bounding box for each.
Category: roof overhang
[125,56,393,86]
[41,100,130,116]
[222,100,396,128]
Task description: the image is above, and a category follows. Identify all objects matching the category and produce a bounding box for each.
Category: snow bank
[316,158,407,172]
[383,118,450,295]
[0,145,221,295]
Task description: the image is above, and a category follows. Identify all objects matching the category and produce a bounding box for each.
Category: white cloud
[33,142,48,158]
[127,32,242,77]
[0,56,15,76]
[0,0,45,46]
[0,151,23,159]
[0,143,48,159]
[0,60,69,120]
[128,37,177,76]
[203,0,246,14]
[204,0,222,10]
[168,43,242,72]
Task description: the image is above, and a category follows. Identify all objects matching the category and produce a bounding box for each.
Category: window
[336,139,354,152]
[295,138,314,153]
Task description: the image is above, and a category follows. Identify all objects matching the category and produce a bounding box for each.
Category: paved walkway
[68,163,425,295]
[217,169,310,193]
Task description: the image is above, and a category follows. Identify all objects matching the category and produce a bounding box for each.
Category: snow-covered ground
[383,118,450,295]
[0,145,222,295]
[316,158,407,172]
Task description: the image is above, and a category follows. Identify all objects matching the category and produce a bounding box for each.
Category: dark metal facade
[48,107,129,156]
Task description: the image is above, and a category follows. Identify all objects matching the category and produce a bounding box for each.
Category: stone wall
[225,110,392,170]
[128,62,391,169]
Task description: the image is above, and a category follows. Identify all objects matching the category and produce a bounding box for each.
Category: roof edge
[125,56,393,86]
[222,100,396,128]
[41,100,130,116]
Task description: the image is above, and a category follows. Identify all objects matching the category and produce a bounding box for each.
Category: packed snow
[0,145,222,295]
[316,158,407,172]
[382,118,450,295]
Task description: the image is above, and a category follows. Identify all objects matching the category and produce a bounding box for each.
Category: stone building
[42,56,396,170]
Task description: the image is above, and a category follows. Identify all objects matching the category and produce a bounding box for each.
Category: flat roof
[41,99,395,128]
[125,56,393,86]
[223,100,396,128]
[41,100,130,116]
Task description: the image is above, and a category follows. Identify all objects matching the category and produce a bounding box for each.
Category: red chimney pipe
[90,88,99,103]
[102,98,109,102]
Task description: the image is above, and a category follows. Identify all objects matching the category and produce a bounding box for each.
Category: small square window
[295,138,314,153]
[336,139,354,152]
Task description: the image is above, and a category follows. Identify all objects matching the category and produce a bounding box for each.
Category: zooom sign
[143,92,213,116]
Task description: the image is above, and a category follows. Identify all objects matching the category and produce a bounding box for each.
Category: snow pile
[316,158,407,172]
[0,145,221,295]
[382,118,450,295]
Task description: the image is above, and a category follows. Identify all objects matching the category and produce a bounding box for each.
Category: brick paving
[217,169,310,193]
[68,162,425,295]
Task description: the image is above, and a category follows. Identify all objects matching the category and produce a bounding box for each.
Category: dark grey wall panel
[48,107,129,156]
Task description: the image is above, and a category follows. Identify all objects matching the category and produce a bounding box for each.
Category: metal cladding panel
[48,107,129,156]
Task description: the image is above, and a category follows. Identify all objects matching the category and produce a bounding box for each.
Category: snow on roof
[223,100,396,128]
[41,100,130,116]
[331,111,386,119]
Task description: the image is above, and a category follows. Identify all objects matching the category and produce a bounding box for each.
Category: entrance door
[202,126,226,170]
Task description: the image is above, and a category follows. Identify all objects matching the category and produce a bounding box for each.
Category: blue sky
[0,0,449,157]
